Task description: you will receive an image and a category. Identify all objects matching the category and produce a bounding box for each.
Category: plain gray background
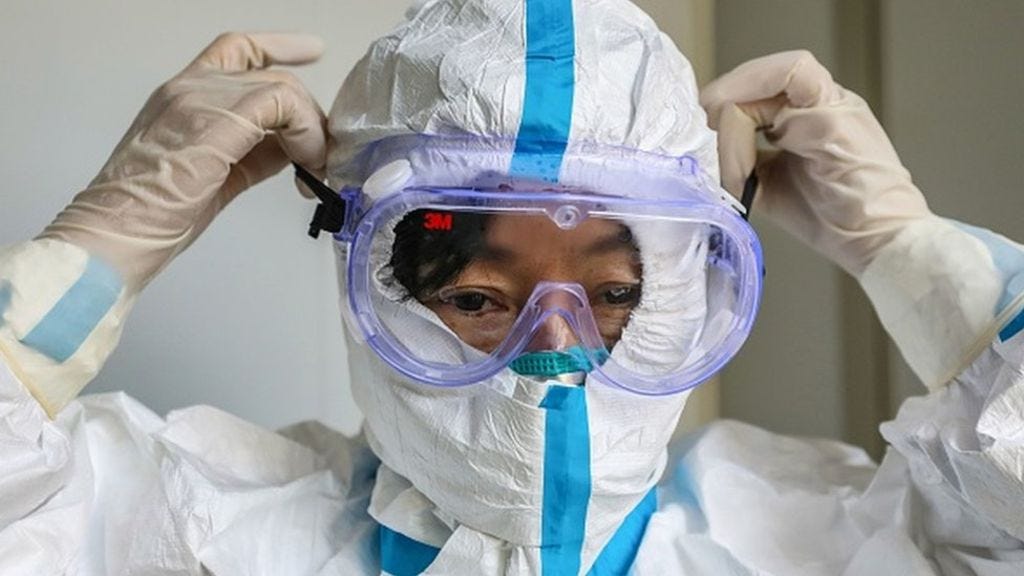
[1,1,1021,449]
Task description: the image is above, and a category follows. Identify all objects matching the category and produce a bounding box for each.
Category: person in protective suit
[2,1,1023,574]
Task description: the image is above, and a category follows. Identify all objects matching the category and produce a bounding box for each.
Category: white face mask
[343,314,689,571]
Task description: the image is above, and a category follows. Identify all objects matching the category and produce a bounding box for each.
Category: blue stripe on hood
[509,0,576,183]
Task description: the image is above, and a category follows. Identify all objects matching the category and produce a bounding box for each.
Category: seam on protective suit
[953,291,1024,384]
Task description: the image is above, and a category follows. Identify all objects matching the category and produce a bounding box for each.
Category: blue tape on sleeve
[953,222,1024,313]
[379,525,441,576]
[0,282,11,329]
[587,488,657,576]
[1000,309,1024,342]
[952,222,1024,342]
[509,0,576,183]
[540,385,591,575]
[20,256,122,362]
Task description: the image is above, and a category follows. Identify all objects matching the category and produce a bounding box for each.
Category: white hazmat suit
[2,1,1024,574]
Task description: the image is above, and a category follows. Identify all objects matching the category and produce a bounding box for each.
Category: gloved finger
[293,174,319,199]
[231,71,328,173]
[180,137,290,254]
[185,32,324,73]
[700,50,839,131]
[715,103,759,199]
[224,135,292,200]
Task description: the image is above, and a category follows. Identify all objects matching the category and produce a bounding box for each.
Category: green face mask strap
[509,346,609,378]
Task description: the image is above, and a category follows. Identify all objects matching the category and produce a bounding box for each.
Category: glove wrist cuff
[0,239,135,416]
[860,216,1024,390]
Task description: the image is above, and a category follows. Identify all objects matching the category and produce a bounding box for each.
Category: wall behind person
[0,1,415,434]
[714,0,848,441]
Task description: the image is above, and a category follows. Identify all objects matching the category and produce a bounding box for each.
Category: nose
[519,282,592,353]
[525,311,581,352]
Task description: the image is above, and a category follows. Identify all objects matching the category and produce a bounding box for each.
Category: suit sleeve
[0,239,135,417]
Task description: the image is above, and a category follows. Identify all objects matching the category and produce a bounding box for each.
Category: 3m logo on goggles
[423,212,453,231]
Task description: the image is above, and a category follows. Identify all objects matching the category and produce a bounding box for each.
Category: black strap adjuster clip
[740,171,758,221]
[293,163,350,239]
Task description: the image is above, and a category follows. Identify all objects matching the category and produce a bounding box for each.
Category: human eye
[437,287,507,315]
[590,283,641,349]
[599,283,641,307]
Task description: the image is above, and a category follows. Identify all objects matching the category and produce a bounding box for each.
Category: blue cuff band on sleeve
[954,222,1024,314]
[953,222,1024,342]
[20,256,122,362]
[1000,309,1024,342]
[0,282,12,328]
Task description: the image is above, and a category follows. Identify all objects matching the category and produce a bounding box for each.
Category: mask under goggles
[299,138,763,396]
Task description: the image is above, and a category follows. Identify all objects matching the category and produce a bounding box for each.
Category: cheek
[593,307,634,348]
[426,303,513,353]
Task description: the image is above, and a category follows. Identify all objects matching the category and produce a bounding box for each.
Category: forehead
[465,214,641,285]
[483,213,631,254]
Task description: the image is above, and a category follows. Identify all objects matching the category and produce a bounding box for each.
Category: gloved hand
[700,50,932,276]
[702,50,1024,391]
[39,32,327,292]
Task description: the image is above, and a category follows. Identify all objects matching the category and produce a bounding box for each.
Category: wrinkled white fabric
[2,293,1024,574]
[328,0,718,185]
[1,0,1023,574]
[4,211,1020,575]
[635,321,1024,576]
[0,355,380,575]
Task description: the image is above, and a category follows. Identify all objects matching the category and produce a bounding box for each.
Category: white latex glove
[700,50,932,276]
[39,32,327,292]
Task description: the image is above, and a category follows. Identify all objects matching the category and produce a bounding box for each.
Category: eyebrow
[476,245,515,263]
[582,230,637,256]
